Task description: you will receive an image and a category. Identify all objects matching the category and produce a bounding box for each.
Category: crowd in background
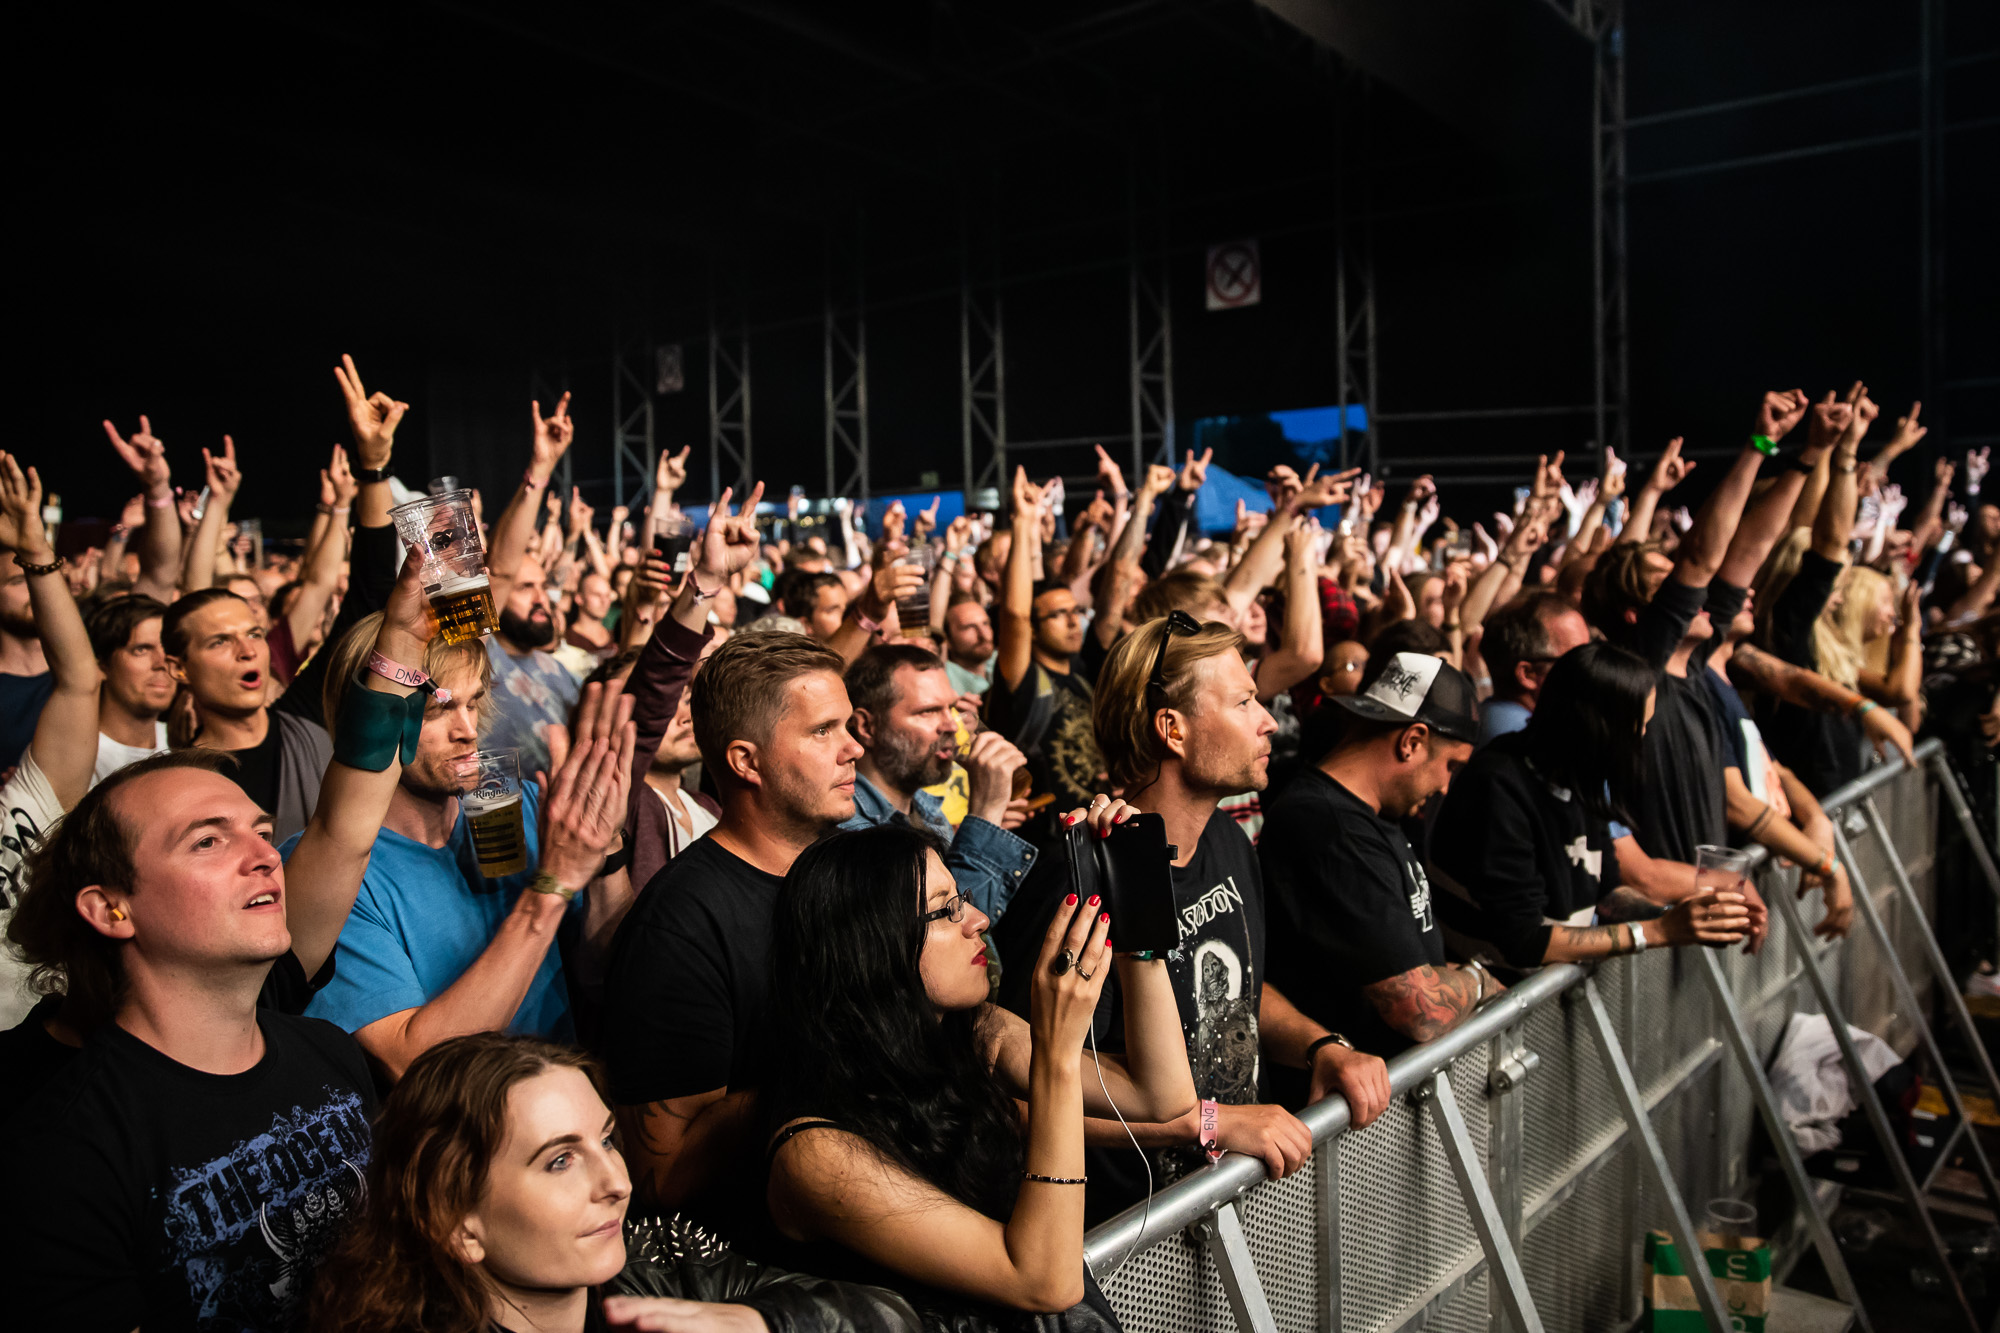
[1,359,1995,1333]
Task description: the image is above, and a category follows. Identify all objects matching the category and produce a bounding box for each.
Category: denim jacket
[840,773,1036,921]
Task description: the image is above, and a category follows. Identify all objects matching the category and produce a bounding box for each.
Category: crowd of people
[0,358,1994,1332]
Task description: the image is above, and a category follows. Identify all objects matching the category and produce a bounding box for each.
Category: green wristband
[332,674,427,772]
[1751,434,1779,457]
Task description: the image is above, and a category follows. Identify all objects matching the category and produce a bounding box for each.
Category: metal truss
[609,331,656,512]
[1587,0,1630,459]
[1128,165,1175,478]
[1333,75,1378,478]
[707,298,752,502]
[824,219,870,502]
[960,202,1007,502]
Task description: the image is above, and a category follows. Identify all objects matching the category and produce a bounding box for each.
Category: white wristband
[1628,921,1649,953]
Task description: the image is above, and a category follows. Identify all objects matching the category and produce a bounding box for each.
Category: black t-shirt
[1622,579,1732,863]
[0,670,54,772]
[601,833,783,1105]
[994,809,1265,1221]
[1,1009,376,1333]
[1428,732,1623,970]
[985,659,1106,816]
[1761,549,1865,797]
[0,951,332,1122]
[223,714,286,813]
[1260,770,1442,1068]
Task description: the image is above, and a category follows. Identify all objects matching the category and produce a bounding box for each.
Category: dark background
[13,1,1996,538]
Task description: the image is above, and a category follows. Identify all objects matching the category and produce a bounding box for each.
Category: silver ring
[1076,966,1096,982]
[1051,948,1076,977]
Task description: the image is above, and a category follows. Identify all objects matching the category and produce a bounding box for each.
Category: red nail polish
[1099,912,1110,924]
[1087,895,1100,906]
[1065,894,1078,906]
[1105,939,1114,949]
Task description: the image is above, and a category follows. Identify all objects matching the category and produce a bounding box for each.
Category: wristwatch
[354,465,393,485]
[1304,1032,1355,1065]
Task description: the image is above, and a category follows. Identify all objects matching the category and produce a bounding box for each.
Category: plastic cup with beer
[1693,845,1755,947]
[653,513,697,577]
[391,488,496,645]
[464,749,530,879]
[895,544,936,636]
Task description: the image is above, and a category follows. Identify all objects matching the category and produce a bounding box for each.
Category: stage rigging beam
[708,294,753,503]
[960,191,1007,502]
[824,215,871,503]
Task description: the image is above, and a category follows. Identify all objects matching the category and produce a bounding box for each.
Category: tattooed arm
[1362,964,1486,1045]
[1546,894,1753,961]
[615,1087,756,1209]
[1728,643,1916,766]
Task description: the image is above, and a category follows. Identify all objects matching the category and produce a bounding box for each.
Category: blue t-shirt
[0,671,54,771]
[285,784,582,1041]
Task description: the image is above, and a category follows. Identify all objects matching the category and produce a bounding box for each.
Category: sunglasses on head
[1144,610,1204,712]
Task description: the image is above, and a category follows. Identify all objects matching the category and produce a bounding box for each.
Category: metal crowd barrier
[1083,737,2000,1333]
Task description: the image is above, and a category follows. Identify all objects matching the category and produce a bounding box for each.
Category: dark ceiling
[14,0,1995,528]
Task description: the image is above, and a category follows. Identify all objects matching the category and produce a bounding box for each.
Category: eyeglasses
[919,890,967,925]
[1145,610,1204,711]
[1032,606,1084,623]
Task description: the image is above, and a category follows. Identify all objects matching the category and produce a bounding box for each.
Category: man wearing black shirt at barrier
[995,613,1390,1221]
[0,547,437,1332]
[1261,652,1501,1069]
[600,630,863,1235]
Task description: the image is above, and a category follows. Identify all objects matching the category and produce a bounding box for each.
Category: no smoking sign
[1205,239,1262,311]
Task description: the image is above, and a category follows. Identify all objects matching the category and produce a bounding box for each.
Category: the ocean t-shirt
[1,1011,376,1332]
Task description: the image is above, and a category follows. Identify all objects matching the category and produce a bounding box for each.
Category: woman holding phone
[760,816,1195,1328]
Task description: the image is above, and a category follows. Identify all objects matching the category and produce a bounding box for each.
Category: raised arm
[487,393,575,606]
[1671,430,1768,591]
[0,454,98,810]
[286,445,354,651]
[995,467,1042,691]
[181,436,243,594]
[1620,438,1693,547]
[1865,400,1927,486]
[332,353,409,531]
[1716,390,1813,588]
[102,415,183,602]
[1254,520,1326,698]
[280,543,435,978]
[1812,383,1873,562]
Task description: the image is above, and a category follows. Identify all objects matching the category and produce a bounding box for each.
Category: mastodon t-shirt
[1,1010,376,1331]
[995,809,1265,1222]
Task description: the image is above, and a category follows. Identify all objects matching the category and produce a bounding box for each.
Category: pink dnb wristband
[368,650,452,704]
[1199,1099,1222,1163]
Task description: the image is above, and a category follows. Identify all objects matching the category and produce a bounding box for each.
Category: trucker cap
[1331,651,1481,744]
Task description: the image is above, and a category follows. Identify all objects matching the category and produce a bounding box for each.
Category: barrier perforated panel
[1086,754,1948,1333]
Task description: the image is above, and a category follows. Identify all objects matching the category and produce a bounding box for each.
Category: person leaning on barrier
[838,641,1036,921]
[309,1032,925,1333]
[762,822,1193,1324]
[0,544,441,1331]
[1429,643,1754,970]
[994,613,1391,1214]
[1261,652,1502,1074]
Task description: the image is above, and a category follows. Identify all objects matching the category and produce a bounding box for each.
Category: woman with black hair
[1429,641,1751,969]
[760,816,1196,1329]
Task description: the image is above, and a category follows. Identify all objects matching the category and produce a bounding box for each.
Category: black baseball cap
[1331,651,1481,744]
